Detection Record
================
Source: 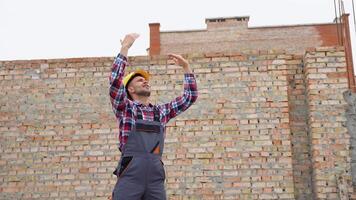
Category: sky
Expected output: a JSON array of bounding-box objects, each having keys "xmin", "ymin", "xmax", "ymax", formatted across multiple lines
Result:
[{"xmin": 1, "ymin": 0, "xmax": 356, "ymax": 63}]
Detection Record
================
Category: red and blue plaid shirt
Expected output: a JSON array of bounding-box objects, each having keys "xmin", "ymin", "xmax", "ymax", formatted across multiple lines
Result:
[{"xmin": 109, "ymin": 54, "xmax": 198, "ymax": 151}]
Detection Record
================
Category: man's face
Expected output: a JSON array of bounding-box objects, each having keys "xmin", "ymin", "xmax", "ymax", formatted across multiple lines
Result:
[{"xmin": 127, "ymin": 75, "xmax": 151, "ymax": 98}]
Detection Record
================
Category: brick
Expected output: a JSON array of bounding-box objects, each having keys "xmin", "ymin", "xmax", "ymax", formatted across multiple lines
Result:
[{"xmin": 326, "ymin": 72, "xmax": 348, "ymax": 79}]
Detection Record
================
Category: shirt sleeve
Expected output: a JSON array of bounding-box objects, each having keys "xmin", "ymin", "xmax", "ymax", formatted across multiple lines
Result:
[
  {"xmin": 158, "ymin": 73, "xmax": 198, "ymax": 124},
  {"xmin": 109, "ymin": 53, "xmax": 129, "ymax": 118}
]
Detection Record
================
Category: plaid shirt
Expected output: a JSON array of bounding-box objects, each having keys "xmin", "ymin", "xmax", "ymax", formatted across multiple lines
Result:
[{"xmin": 109, "ymin": 54, "xmax": 198, "ymax": 151}]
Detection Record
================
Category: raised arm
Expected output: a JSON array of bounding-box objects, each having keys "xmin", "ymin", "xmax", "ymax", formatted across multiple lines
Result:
[
  {"xmin": 109, "ymin": 33, "xmax": 139, "ymax": 117},
  {"xmin": 158, "ymin": 54, "xmax": 198, "ymax": 124}
]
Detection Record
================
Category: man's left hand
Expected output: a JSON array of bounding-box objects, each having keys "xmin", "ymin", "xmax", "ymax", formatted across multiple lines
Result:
[{"xmin": 168, "ymin": 54, "xmax": 192, "ymax": 73}]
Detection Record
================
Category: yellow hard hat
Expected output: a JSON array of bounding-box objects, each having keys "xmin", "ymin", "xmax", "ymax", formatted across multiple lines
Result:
[{"xmin": 122, "ymin": 69, "xmax": 150, "ymax": 87}]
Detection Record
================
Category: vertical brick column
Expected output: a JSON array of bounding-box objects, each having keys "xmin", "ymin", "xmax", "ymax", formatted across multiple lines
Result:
[
  {"xmin": 286, "ymin": 54, "xmax": 313, "ymax": 199},
  {"xmin": 149, "ymin": 23, "xmax": 161, "ymax": 56},
  {"xmin": 304, "ymin": 47, "xmax": 352, "ymax": 199},
  {"xmin": 341, "ymin": 14, "xmax": 356, "ymax": 93}
]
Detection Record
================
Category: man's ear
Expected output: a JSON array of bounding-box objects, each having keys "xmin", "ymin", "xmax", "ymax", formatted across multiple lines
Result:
[{"xmin": 127, "ymin": 85, "xmax": 134, "ymax": 94}]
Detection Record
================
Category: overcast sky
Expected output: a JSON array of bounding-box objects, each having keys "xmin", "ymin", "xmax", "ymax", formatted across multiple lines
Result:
[{"xmin": 1, "ymin": 0, "xmax": 356, "ymax": 62}]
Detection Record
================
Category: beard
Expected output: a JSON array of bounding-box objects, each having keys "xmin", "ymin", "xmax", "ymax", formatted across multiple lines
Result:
[{"xmin": 136, "ymin": 89, "xmax": 151, "ymax": 97}]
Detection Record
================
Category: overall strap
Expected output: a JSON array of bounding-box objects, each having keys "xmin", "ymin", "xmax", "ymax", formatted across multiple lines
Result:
[
  {"xmin": 153, "ymin": 107, "xmax": 160, "ymax": 122},
  {"xmin": 137, "ymin": 108, "xmax": 143, "ymax": 120}
]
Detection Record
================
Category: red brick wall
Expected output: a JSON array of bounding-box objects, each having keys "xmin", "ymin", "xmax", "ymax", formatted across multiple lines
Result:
[
  {"xmin": 315, "ymin": 24, "xmax": 339, "ymax": 46},
  {"xmin": 157, "ymin": 24, "xmax": 339, "ymax": 56}
]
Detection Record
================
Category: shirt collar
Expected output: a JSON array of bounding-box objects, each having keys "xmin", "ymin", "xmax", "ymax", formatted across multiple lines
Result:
[{"xmin": 133, "ymin": 100, "xmax": 153, "ymax": 107}]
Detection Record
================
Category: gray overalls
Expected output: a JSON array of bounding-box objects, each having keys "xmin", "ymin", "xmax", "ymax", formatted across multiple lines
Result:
[{"xmin": 112, "ymin": 108, "xmax": 166, "ymax": 200}]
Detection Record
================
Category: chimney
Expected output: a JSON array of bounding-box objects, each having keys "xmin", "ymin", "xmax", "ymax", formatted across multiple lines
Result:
[
  {"xmin": 149, "ymin": 23, "xmax": 160, "ymax": 56},
  {"xmin": 205, "ymin": 16, "xmax": 249, "ymax": 30}
]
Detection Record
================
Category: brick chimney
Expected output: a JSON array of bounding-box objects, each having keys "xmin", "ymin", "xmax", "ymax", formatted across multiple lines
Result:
[
  {"xmin": 149, "ymin": 23, "xmax": 160, "ymax": 56},
  {"xmin": 205, "ymin": 16, "xmax": 249, "ymax": 30}
]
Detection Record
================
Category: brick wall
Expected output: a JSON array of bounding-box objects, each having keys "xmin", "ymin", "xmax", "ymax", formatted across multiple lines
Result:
[
  {"xmin": 158, "ymin": 24, "xmax": 338, "ymax": 56},
  {"xmin": 0, "ymin": 57, "xmax": 119, "ymax": 199},
  {"xmin": 0, "ymin": 47, "xmax": 352, "ymax": 199},
  {"xmin": 147, "ymin": 51, "xmax": 296, "ymax": 199}
]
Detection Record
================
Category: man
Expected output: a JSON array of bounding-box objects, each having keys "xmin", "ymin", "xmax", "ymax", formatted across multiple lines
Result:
[{"xmin": 109, "ymin": 33, "xmax": 198, "ymax": 200}]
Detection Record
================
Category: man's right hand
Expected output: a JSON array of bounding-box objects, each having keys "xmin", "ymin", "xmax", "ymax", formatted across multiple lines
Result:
[{"xmin": 120, "ymin": 33, "xmax": 140, "ymax": 57}]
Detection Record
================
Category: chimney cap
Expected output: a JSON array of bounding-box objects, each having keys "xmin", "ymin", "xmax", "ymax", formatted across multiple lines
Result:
[
  {"xmin": 205, "ymin": 16, "xmax": 250, "ymax": 23},
  {"xmin": 149, "ymin": 23, "xmax": 160, "ymax": 26}
]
